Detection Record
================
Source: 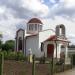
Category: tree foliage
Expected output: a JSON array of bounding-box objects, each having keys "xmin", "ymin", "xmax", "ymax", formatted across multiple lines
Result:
[
  {"xmin": 0, "ymin": 33, "xmax": 2, "ymax": 39},
  {"xmin": 2, "ymin": 40, "xmax": 15, "ymax": 51},
  {"xmin": 0, "ymin": 40, "xmax": 2, "ymax": 49},
  {"xmin": 0, "ymin": 33, "xmax": 3, "ymax": 50}
]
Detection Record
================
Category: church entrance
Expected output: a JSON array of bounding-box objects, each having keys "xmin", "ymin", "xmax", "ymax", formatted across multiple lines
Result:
[
  {"xmin": 47, "ymin": 44, "xmax": 54, "ymax": 58},
  {"xmin": 18, "ymin": 37, "xmax": 22, "ymax": 51}
]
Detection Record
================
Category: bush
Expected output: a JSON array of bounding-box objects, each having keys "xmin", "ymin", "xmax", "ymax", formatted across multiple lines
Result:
[
  {"xmin": 0, "ymin": 51, "xmax": 26, "ymax": 61},
  {"xmin": 7, "ymin": 51, "xmax": 16, "ymax": 60},
  {"xmin": 16, "ymin": 51, "xmax": 25, "ymax": 61},
  {"xmin": 2, "ymin": 51, "xmax": 8, "ymax": 59}
]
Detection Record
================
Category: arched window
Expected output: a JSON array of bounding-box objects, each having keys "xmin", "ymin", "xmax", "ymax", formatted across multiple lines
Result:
[{"xmin": 29, "ymin": 24, "xmax": 34, "ymax": 31}]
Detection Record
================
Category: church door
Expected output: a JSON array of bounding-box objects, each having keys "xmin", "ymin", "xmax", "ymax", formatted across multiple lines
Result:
[{"xmin": 47, "ymin": 44, "xmax": 54, "ymax": 58}]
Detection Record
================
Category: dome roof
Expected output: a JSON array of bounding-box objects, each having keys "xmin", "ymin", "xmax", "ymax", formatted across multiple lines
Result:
[{"xmin": 27, "ymin": 18, "xmax": 43, "ymax": 24}]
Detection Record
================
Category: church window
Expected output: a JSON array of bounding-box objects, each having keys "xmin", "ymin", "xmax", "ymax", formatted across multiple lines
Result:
[
  {"xmin": 29, "ymin": 25, "xmax": 33, "ymax": 31},
  {"xmin": 35, "ymin": 24, "xmax": 37, "ymax": 30},
  {"xmin": 33, "ymin": 24, "xmax": 35, "ymax": 31}
]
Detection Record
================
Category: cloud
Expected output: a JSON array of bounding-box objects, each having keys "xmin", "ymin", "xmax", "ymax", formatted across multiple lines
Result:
[
  {"xmin": 0, "ymin": 0, "xmax": 75, "ymax": 44},
  {"xmin": 64, "ymin": 0, "xmax": 75, "ymax": 8},
  {"xmin": 0, "ymin": 0, "xmax": 49, "ymax": 18},
  {"xmin": 0, "ymin": 0, "xmax": 50, "ymax": 41},
  {"xmin": 22, "ymin": 0, "xmax": 49, "ymax": 17},
  {"xmin": 0, "ymin": 17, "xmax": 26, "ymax": 42},
  {"xmin": 47, "ymin": 0, "xmax": 75, "ymax": 18},
  {"xmin": 0, "ymin": 6, "xmax": 5, "ymax": 14}
]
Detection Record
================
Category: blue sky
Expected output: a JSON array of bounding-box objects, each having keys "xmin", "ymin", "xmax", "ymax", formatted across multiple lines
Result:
[{"xmin": 0, "ymin": 0, "xmax": 75, "ymax": 44}]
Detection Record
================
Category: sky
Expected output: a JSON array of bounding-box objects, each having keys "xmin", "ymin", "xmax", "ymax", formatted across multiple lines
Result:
[{"xmin": 0, "ymin": 0, "xmax": 75, "ymax": 44}]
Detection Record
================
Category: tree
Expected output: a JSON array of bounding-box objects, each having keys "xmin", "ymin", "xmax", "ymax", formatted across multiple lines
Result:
[
  {"xmin": 0, "ymin": 40, "xmax": 2, "ymax": 49},
  {"xmin": 2, "ymin": 40, "xmax": 15, "ymax": 51},
  {"xmin": 0, "ymin": 32, "xmax": 2, "ymax": 40},
  {"xmin": 0, "ymin": 32, "xmax": 3, "ymax": 50}
]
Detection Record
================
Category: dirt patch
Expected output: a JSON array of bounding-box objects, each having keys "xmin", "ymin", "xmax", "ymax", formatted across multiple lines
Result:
[{"xmin": 3, "ymin": 60, "xmax": 49, "ymax": 75}]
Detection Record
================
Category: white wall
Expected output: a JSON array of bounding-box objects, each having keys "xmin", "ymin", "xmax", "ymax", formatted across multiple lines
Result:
[
  {"xmin": 38, "ymin": 29, "xmax": 55, "ymax": 57},
  {"xmin": 17, "ymin": 30, "xmax": 24, "ymax": 39},
  {"xmin": 39, "ymin": 29, "xmax": 55, "ymax": 43},
  {"xmin": 25, "ymin": 29, "xmax": 55, "ymax": 57},
  {"xmin": 26, "ymin": 35, "xmax": 41, "ymax": 57},
  {"xmin": 43, "ymin": 41, "xmax": 56, "ymax": 57},
  {"xmin": 43, "ymin": 40, "xmax": 68, "ymax": 59}
]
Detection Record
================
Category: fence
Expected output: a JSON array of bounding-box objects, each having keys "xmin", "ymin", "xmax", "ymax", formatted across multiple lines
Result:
[
  {"xmin": 31, "ymin": 55, "xmax": 66, "ymax": 75},
  {"xmin": 0, "ymin": 54, "xmax": 73, "ymax": 75}
]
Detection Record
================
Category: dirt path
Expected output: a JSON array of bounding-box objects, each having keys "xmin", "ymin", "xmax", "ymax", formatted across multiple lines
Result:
[{"xmin": 55, "ymin": 68, "xmax": 75, "ymax": 75}]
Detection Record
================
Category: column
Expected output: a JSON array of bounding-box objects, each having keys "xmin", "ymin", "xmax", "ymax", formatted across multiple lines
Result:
[
  {"xmin": 65, "ymin": 45, "xmax": 68, "ymax": 58},
  {"xmin": 57, "ymin": 44, "xmax": 61, "ymax": 59},
  {"xmin": 65, "ymin": 43, "xmax": 70, "ymax": 64}
]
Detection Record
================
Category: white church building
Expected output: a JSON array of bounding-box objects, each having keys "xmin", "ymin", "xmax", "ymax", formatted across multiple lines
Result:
[{"xmin": 15, "ymin": 18, "xmax": 69, "ymax": 60}]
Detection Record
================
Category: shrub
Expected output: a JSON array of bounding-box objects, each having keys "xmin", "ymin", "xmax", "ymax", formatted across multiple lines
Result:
[
  {"xmin": 2, "ymin": 51, "xmax": 8, "ymax": 59},
  {"xmin": 7, "ymin": 51, "xmax": 16, "ymax": 60},
  {"xmin": 16, "ymin": 51, "xmax": 25, "ymax": 61},
  {"xmin": 0, "ymin": 51, "xmax": 27, "ymax": 61}
]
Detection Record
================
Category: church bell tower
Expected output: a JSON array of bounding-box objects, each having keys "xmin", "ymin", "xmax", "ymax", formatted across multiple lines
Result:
[{"xmin": 27, "ymin": 18, "xmax": 43, "ymax": 34}]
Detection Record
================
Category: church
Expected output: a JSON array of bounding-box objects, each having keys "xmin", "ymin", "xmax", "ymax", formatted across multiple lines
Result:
[{"xmin": 15, "ymin": 18, "xmax": 69, "ymax": 60}]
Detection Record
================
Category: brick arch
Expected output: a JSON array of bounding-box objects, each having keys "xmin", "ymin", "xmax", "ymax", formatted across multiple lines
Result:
[{"xmin": 56, "ymin": 24, "xmax": 65, "ymax": 37}]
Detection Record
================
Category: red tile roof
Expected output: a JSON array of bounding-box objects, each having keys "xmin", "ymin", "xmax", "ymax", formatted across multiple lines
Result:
[
  {"xmin": 44, "ymin": 35, "xmax": 70, "ymax": 42},
  {"xmin": 27, "ymin": 18, "xmax": 43, "ymax": 24},
  {"xmin": 45, "ymin": 35, "xmax": 57, "ymax": 41}
]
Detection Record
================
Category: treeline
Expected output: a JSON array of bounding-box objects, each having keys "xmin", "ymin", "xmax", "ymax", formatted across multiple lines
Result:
[
  {"xmin": 68, "ymin": 45, "xmax": 75, "ymax": 48},
  {"xmin": 0, "ymin": 40, "xmax": 15, "ymax": 51}
]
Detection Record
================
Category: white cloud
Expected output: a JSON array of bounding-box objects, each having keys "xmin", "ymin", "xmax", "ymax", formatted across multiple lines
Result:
[
  {"xmin": 0, "ymin": 0, "xmax": 49, "ymax": 18},
  {"xmin": 65, "ymin": 0, "xmax": 75, "ymax": 8},
  {"xmin": 0, "ymin": 17, "xmax": 26, "ymax": 42},
  {"xmin": 22, "ymin": 0, "xmax": 49, "ymax": 17},
  {"xmin": 0, "ymin": 6, "xmax": 5, "ymax": 14}
]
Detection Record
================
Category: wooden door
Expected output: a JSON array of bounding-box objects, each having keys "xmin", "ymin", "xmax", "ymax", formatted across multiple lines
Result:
[{"xmin": 47, "ymin": 44, "xmax": 54, "ymax": 58}]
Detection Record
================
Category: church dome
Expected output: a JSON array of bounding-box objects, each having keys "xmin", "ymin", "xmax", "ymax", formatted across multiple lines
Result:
[{"xmin": 27, "ymin": 18, "xmax": 43, "ymax": 24}]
